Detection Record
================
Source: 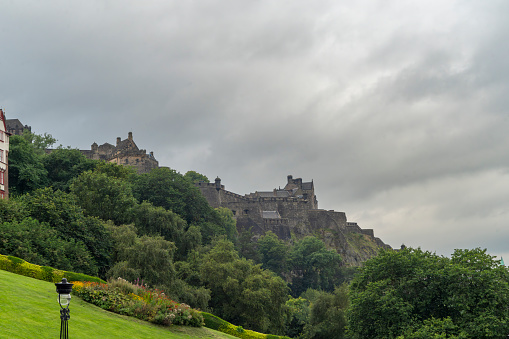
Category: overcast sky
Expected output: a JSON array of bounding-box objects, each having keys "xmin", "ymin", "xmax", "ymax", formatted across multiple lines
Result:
[{"xmin": 2, "ymin": 0, "xmax": 509, "ymax": 260}]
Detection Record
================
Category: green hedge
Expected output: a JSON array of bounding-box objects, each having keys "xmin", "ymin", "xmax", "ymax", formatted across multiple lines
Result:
[
  {"xmin": 0, "ymin": 254, "xmax": 105, "ymax": 283},
  {"xmin": 201, "ymin": 312, "xmax": 291, "ymax": 339}
]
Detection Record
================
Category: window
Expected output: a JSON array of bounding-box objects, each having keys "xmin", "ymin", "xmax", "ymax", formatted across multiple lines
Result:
[
  {"xmin": 0, "ymin": 191, "xmax": 4, "ymax": 199},
  {"xmin": 0, "ymin": 171, "xmax": 3, "ymax": 185},
  {"xmin": 0, "ymin": 150, "xmax": 3, "ymax": 163},
  {"xmin": 0, "ymin": 131, "xmax": 4, "ymax": 142}
]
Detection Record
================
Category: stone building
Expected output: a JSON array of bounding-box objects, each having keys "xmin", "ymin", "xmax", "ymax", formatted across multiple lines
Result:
[
  {"xmin": 81, "ymin": 132, "xmax": 158, "ymax": 174},
  {"xmin": 0, "ymin": 110, "xmax": 10, "ymax": 199},
  {"xmin": 5, "ymin": 118, "xmax": 31, "ymax": 136},
  {"xmin": 197, "ymin": 175, "xmax": 391, "ymax": 265}
]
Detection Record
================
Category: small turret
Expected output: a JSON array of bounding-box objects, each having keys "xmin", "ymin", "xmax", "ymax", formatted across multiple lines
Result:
[{"xmin": 215, "ymin": 177, "xmax": 221, "ymax": 191}]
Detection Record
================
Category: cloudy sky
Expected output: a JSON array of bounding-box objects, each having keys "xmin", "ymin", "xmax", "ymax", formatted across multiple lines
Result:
[{"xmin": 2, "ymin": 1, "xmax": 509, "ymax": 259}]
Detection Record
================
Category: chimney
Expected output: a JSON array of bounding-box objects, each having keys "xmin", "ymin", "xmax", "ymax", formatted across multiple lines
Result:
[
  {"xmin": 128, "ymin": 132, "xmax": 133, "ymax": 141},
  {"xmin": 116, "ymin": 137, "xmax": 121, "ymax": 146}
]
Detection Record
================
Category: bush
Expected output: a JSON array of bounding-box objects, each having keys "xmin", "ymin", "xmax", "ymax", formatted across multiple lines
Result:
[
  {"xmin": 0, "ymin": 254, "xmax": 103, "ymax": 283},
  {"xmin": 72, "ymin": 278, "xmax": 204, "ymax": 327},
  {"xmin": 201, "ymin": 312, "xmax": 291, "ymax": 339}
]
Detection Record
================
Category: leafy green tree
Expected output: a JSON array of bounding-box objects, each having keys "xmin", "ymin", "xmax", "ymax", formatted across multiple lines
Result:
[
  {"xmin": 195, "ymin": 207, "xmax": 238, "ymax": 245},
  {"xmin": 215, "ymin": 207, "xmax": 238, "ymax": 244},
  {"xmin": 43, "ymin": 148, "xmax": 96, "ymax": 191},
  {"xmin": 94, "ymin": 161, "xmax": 137, "ymax": 180},
  {"xmin": 0, "ymin": 218, "xmax": 97, "ymax": 274},
  {"xmin": 289, "ymin": 236, "xmax": 343, "ymax": 295},
  {"xmin": 301, "ymin": 285, "xmax": 349, "ymax": 339},
  {"xmin": 285, "ymin": 296, "xmax": 311, "ymax": 338},
  {"xmin": 348, "ymin": 247, "xmax": 509, "ymax": 339},
  {"xmin": 19, "ymin": 188, "xmax": 113, "ymax": 276},
  {"xmin": 107, "ymin": 224, "xmax": 177, "ymax": 287},
  {"xmin": 237, "ymin": 227, "xmax": 261, "ymax": 262},
  {"xmin": 70, "ymin": 170, "xmax": 137, "ymax": 225},
  {"xmin": 132, "ymin": 201, "xmax": 186, "ymax": 244},
  {"xmin": 184, "ymin": 170, "xmax": 209, "ymax": 183},
  {"xmin": 20, "ymin": 130, "xmax": 56, "ymax": 155},
  {"xmin": 132, "ymin": 201, "xmax": 202, "ymax": 260},
  {"xmin": 200, "ymin": 238, "xmax": 289, "ymax": 334},
  {"xmin": 257, "ymin": 231, "xmax": 289, "ymax": 276},
  {"xmin": 8, "ymin": 135, "xmax": 48, "ymax": 195},
  {"xmin": 0, "ymin": 197, "xmax": 28, "ymax": 222},
  {"xmin": 132, "ymin": 167, "xmax": 219, "ymax": 226}
]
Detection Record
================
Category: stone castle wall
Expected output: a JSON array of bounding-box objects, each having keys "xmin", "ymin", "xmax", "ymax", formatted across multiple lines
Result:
[{"xmin": 195, "ymin": 177, "xmax": 389, "ymax": 254}]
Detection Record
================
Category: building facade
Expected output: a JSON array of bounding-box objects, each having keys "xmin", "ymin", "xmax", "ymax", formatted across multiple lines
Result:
[
  {"xmin": 5, "ymin": 118, "xmax": 31, "ymax": 136},
  {"xmin": 0, "ymin": 110, "xmax": 10, "ymax": 199},
  {"xmin": 81, "ymin": 132, "xmax": 158, "ymax": 174}
]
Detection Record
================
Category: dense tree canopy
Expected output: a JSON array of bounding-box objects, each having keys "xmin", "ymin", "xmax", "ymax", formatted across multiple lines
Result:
[
  {"xmin": 70, "ymin": 170, "xmax": 137, "ymax": 225},
  {"xmin": 8, "ymin": 135, "xmax": 49, "ymax": 195},
  {"xmin": 200, "ymin": 238, "xmax": 290, "ymax": 334},
  {"xmin": 348, "ymin": 247, "xmax": 509, "ymax": 339},
  {"xmin": 43, "ymin": 148, "xmax": 96, "ymax": 191}
]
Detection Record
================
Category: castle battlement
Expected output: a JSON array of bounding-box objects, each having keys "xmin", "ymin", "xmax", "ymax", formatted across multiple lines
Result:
[{"xmin": 196, "ymin": 174, "xmax": 391, "ymax": 264}]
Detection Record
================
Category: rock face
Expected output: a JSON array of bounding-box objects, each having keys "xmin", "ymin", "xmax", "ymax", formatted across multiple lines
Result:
[{"xmin": 196, "ymin": 175, "xmax": 391, "ymax": 266}]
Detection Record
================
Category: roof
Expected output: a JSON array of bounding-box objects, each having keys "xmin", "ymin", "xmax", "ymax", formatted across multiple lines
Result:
[
  {"xmin": 256, "ymin": 191, "xmax": 274, "ymax": 198},
  {"xmin": 275, "ymin": 190, "xmax": 290, "ymax": 197},
  {"xmin": 302, "ymin": 182, "xmax": 314, "ymax": 190},
  {"xmin": 262, "ymin": 211, "xmax": 281, "ymax": 219}
]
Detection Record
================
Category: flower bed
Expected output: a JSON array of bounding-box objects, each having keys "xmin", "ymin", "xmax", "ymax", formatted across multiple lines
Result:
[{"xmin": 72, "ymin": 278, "xmax": 203, "ymax": 327}]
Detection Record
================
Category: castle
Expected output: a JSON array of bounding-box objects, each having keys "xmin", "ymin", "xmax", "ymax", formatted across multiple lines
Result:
[
  {"xmin": 81, "ymin": 132, "xmax": 158, "ymax": 174},
  {"xmin": 197, "ymin": 175, "xmax": 391, "ymax": 265}
]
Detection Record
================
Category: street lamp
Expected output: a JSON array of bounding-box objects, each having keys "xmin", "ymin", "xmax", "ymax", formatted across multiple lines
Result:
[{"xmin": 55, "ymin": 278, "xmax": 73, "ymax": 339}]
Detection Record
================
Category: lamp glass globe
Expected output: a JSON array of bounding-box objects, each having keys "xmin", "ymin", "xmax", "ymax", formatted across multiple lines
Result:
[{"xmin": 58, "ymin": 293, "xmax": 71, "ymax": 306}]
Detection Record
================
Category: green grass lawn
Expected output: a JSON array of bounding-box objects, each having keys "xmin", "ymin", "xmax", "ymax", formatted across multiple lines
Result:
[{"xmin": 0, "ymin": 269, "xmax": 236, "ymax": 339}]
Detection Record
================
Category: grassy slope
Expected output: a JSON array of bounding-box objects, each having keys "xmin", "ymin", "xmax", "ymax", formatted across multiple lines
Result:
[{"xmin": 0, "ymin": 269, "xmax": 236, "ymax": 339}]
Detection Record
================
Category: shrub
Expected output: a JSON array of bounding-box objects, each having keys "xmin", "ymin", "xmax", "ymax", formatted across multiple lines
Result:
[
  {"xmin": 201, "ymin": 312, "xmax": 291, "ymax": 339},
  {"xmin": 0, "ymin": 254, "xmax": 102, "ymax": 283},
  {"xmin": 72, "ymin": 279, "xmax": 204, "ymax": 327}
]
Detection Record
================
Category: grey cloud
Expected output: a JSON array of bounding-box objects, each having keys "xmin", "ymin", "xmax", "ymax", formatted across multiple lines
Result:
[{"xmin": 2, "ymin": 0, "xmax": 509, "ymax": 258}]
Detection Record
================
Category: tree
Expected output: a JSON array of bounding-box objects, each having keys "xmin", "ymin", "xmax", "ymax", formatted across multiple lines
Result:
[
  {"xmin": 132, "ymin": 167, "xmax": 219, "ymax": 226},
  {"xmin": 107, "ymin": 224, "xmax": 177, "ymax": 288},
  {"xmin": 19, "ymin": 188, "xmax": 113, "ymax": 276},
  {"xmin": 200, "ymin": 238, "xmax": 290, "ymax": 334},
  {"xmin": 199, "ymin": 207, "xmax": 238, "ymax": 245},
  {"xmin": 8, "ymin": 135, "xmax": 48, "ymax": 195},
  {"xmin": 43, "ymin": 148, "xmax": 96, "ymax": 191},
  {"xmin": 289, "ymin": 236, "xmax": 343, "ymax": 295},
  {"xmin": 301, "ymin": 285, "xmax": 349, "ymax": 339},
  {"xmin": 348, "ymin": 247, "xmax": 509, "ymax": 339},
  {"xmin": 184, "ymin": 170, "xmax": 209, "ymax": 183},
  {"xmin": 0, "ymin": 218, "xmax": 97, "ymax": 275},
  {"xmin": 257, "ymin": 231, "xmax": 289, "ymax": 276},
  {"xmin": 70, "ymin": 170, "xmax": 137, "ymax": 225},
  {"xmin": 19, "ymin": 130, "xmax": 56, "ymax": 155}
]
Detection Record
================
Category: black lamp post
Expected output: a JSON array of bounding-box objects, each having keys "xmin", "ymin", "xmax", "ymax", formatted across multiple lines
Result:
[{"xmin": 55, "ymin": 278, "xmax": 73, "ymax": 339}]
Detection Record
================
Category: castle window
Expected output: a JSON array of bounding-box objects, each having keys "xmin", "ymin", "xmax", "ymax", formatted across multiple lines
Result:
[
  {"xmin": 244, "ymin": 209, "xmax": 249, "ymax": 215},
  {"xmin": 232, "ymin": 210, "xmax": 236, "ymax": 216}
]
